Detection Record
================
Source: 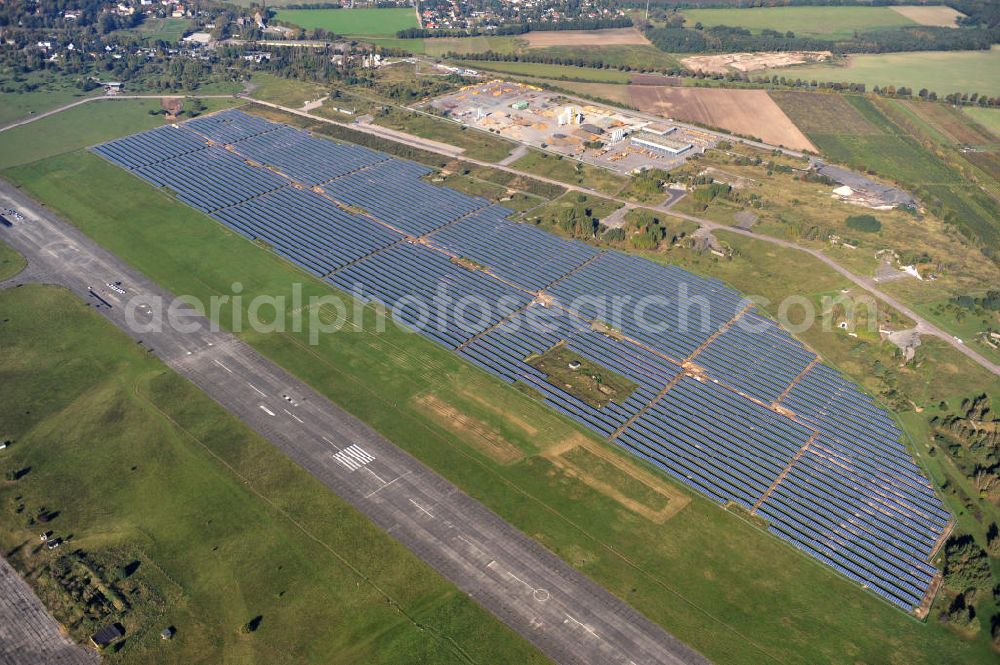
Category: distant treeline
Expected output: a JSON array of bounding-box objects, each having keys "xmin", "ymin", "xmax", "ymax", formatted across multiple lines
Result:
[
  {"xmin": 396, "ymin": 16, "xmax": 632, "ymax": 39},
  {"xmin": 645, "ymin": 24, "xmax": 998, "ymax": 54},
  {"xmin": 451, "ymin": 50, "xmax": 1000, "ymax": 105}
]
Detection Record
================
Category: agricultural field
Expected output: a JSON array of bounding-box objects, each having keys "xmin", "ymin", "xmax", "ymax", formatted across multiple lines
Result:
[
  {"xmin": 522, "ymin": 28, "xmax": 650, "ymax": 48},
  {"xmin": 0, "ymin": 98, "xmax": 241, "ymax": 171},
  {"xmin": 680, "ymin": 6, "xmax": 924, "ymax": 39},
  {"xmin": 274, "ymin": 7, "xmax": 418, "ymax": 37},
  {"xmin": 765, "ymin": 46, "xmax": 1000, "ymax": 98},
  {"xmin": 424, "ymin": 35, "xmax": 523, "ymax": 57},
  {"xmin": 628, "ymin": 86, "xmax": 815, "ymax": 151},
  {"xmin": 8, "ymin": 146, "xmax": 1000, "ymax": 664},
  {"xmin": 963, "ymin": 107, "xmax": 1000, "ymax": 138},
  {"xmin": 890, "ymin": 4, "xmax": 966, "ymax": 27},
  {"xmin": 0, "ymin": 283, "xmax": 546, "ymax": 664}
]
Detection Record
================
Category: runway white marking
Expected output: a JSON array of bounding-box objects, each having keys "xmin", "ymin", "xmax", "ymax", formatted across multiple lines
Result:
[
  {"xmin": 409, "ymin": 498, "xmax": 434, "ymax": 518},
  {"xmin": 282, "ymin": 408, "xmax": 304, "ymax": 423},
  {"xmin": 564, "ymin": 613, "xmax": 599, "ymax": 638},
  {"xmin": 213, "ymin": 359, "xmax": 233, "ymax": 373},
  {"xmin": 320, "ymin": 435, "xmax": 340, "ymax": 451},
  {"xmin": 247, "ymin": 382, "xmax": 266, "ymax": 397},
  {"xmin": 364, "ymin": 470, "xmax": 410, "ymax": 498},
  {"xmin": 259, "ymin": 405, "xmax": 276, "ymax": 416},
  {"xmin": 333, "ymin": 444, "xmax": 374, "ymax": 471},
  {"xmin": 363, "ymin": 467, "xmax": 386, "ymax": 484}
]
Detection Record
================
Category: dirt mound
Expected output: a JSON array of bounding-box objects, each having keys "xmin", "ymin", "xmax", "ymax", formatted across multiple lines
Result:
[{"xmin": 681, "ymin": 51, "xmax": 832, "ymax": 75}]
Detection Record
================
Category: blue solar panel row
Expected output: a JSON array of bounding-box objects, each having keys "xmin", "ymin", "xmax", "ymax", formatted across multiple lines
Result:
[
  {"xmin": 322, "ymin": 159, "xmax": 490, "ymax": 237},
  {"xmin": 211, "ymin": 186, "xmax": 402, "ymax": 276},
  {"xmin": 182, "ymin": 108, "xmax": 281, "ymax": 144},
  {"xmin": 135, "ymin": 148, "xmax": 287, "ymax": 213},
  {"xmin": 227, "ymin": 125, "xmax": 390, "ymax": 186},
  {"xmin": 328, "ymin": 242, "xmax": 534, "ymax": 348},
  {"xmin": 91, "ymin": 109, "xmax": 951, "ymax": 612},
  {"xmin": 548, "ymin": 251, "xmax": 749, "ymax": 361},
  {"xmin": 459, "ymin": 304, "xmax": 677, "ymax": 437},
  {"xmin": 695, "ymin": 311, "xmax": 817, "ymax": 404},
  {"xmin": 428, "ymin": 208, "xmax": 602, "ymax": 292},
  {"xmin": 93, "ymin": 124, "xmax": 209, "ymax": 169}
]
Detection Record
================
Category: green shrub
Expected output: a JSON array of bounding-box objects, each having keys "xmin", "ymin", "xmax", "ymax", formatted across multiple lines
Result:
[{"xmin": 845, "ymin": 214, "xmax": 882, "ymax": 233}]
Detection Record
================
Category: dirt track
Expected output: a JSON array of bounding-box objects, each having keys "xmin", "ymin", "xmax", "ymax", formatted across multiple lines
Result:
[{"xmin": 628, "ymin": 86, "xmax": 817, "ymax": 152}]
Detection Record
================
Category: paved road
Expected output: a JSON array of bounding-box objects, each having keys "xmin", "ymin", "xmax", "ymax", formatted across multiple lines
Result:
[
  {"xmin": 245, "ymin": 98, "xmax": 1000, "ymax": 378},
  {"xmin": 0, "ymin": 183, "xmax": 708, "ymax": 665},
  {"xmin": 0, "ymin": 558, "xmax": 98, "ymax": 665}
]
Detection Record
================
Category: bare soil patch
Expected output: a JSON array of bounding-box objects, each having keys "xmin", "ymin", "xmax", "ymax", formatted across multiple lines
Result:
[
  {"xmin": 544, "ymin": 436, "xmax": 690, "ymax": 523},
  {"xmin": 891, "ymin": 5, "xmax": 964, "ymax": 27},
  {"xmin": 629, "ymin": 86, "xmax": 816, "ymax": 151},
  {"xmin": 681, "ymin": 51, "xmax": 831, "ymax": 75},
  {"xmin": 414, "ymin": 393, "xmax": 525, "ymax": 464},
  {"xmin": 524, "ymin": 28, "xmax": 650, "ymax": 48}
]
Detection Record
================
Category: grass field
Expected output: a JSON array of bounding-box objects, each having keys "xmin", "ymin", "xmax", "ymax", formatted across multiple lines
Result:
[
  {"xmin": 680, "ymin": 6, "xmax": 917, "ymax": 39},
  {"xmin": 0, "ymin": 238, "xmax": 25, "ymax": 280},
  {"xmin": 0, "ymin": 98, "xmax": 240, "ymax": 171},
  {"xmin": 425, "ymin": 36, "xmax": 523, "ymax": 57},
  {"xmin": 963, "ymin": 107, "xmax": 1000, "ymax": 138},
  {"xmin": 5, "ymin": 111, "xmax": 1000, "ymax": 662},
  {"xmin": 274, "ymin": 7, "xmax": 417, "ymax": 37},
  {"xmin": 373, "ymin": 109, "xmax": 517, "ymax": 162},
  {"xmin": 249, "ymin": 72, "xmax": 326, "ymax": 109},
  {"xmin": 528, "ymin": 44, "xmax": 681, "ymax": 71},
  {"xmin": 0, "ymin": 72, "xmax": 98, "ymax": 128},
  {"xmin": 455, "ymin": 60, "xmax": 631, "ymax": 84},
  {"xmin": 0, "ymin": 283, "xmax": 548, "ymax": 664},
  {"xmin": 766, "ymin": 46, "xmax": 1000, "ymax": 98},
  {"xmin": 511, "ymin": 150, "xmax": 629, "ymax": 195},
  {"xmin": 135, "ymin": 17, "xmax": 191, "ymax": 43}
]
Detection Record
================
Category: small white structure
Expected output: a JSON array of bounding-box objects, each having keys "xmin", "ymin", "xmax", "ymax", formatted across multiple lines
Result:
[{"xmin": 557, "ymin": 106, "xmax": 581, "ymax": 126}]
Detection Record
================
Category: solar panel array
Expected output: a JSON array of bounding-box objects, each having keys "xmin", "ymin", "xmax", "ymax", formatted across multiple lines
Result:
[{"xmin": 93, "ymin": 109, "xmax": 949, "ymax": 612}]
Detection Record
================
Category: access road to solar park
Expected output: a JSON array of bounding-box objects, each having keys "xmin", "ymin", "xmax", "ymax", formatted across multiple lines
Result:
[
  {"xmin": 245, "ymin": 96, "xmax": 1000, "ymax": 380},
  {"xmin": 0, "ymin": 178, "xmax": 709, "ymax": 665}
]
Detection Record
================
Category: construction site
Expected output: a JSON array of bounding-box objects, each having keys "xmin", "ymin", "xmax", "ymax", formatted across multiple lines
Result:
[{"xmin": 426, "ymin": 80, "xmax": 718, "ymax": 175}]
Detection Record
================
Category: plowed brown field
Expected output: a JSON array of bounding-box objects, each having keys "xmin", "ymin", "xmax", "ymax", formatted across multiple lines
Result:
[{"xmin": 628, "ymin": 86, "xmax": 817, "ymax": 151}]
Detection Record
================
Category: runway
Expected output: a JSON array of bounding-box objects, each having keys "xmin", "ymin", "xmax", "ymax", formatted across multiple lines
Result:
[{"xmin": 0, "ymin": 179, "xmax": 708, "ymax": 665}]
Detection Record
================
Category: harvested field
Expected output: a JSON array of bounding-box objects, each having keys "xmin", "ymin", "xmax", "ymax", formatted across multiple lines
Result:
[
  {"xmin": 962, "ymin": 150, "xmax": 1000, "ymax": 183},
  {"xmin": 413, "ymin": 393, "xmax": 525, "ymax": 464},
  {"xmin": 631, "ymin": 73, "xmax": 682, "ymax": 86},
  {"xmin": 681, "ymin": 51, "xmax": 831, "ymax": 75},
  {"xmin": 523, "ymin": 28, "xmax": 650, "ymax": 48},
  {"xmin": 628, "ymin": 86, "xmax": 816, "ymax": 151},
  {"xmin": 901, "ymin": 99, "xmax": 997, "ymax": 145},
  {"xmin": 769, "ymin": 90, "xmax": 882, "ymax": 136},
  {"xmin": 891, "ymin": 5, "xmax": 964, "ymax": 27}
]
